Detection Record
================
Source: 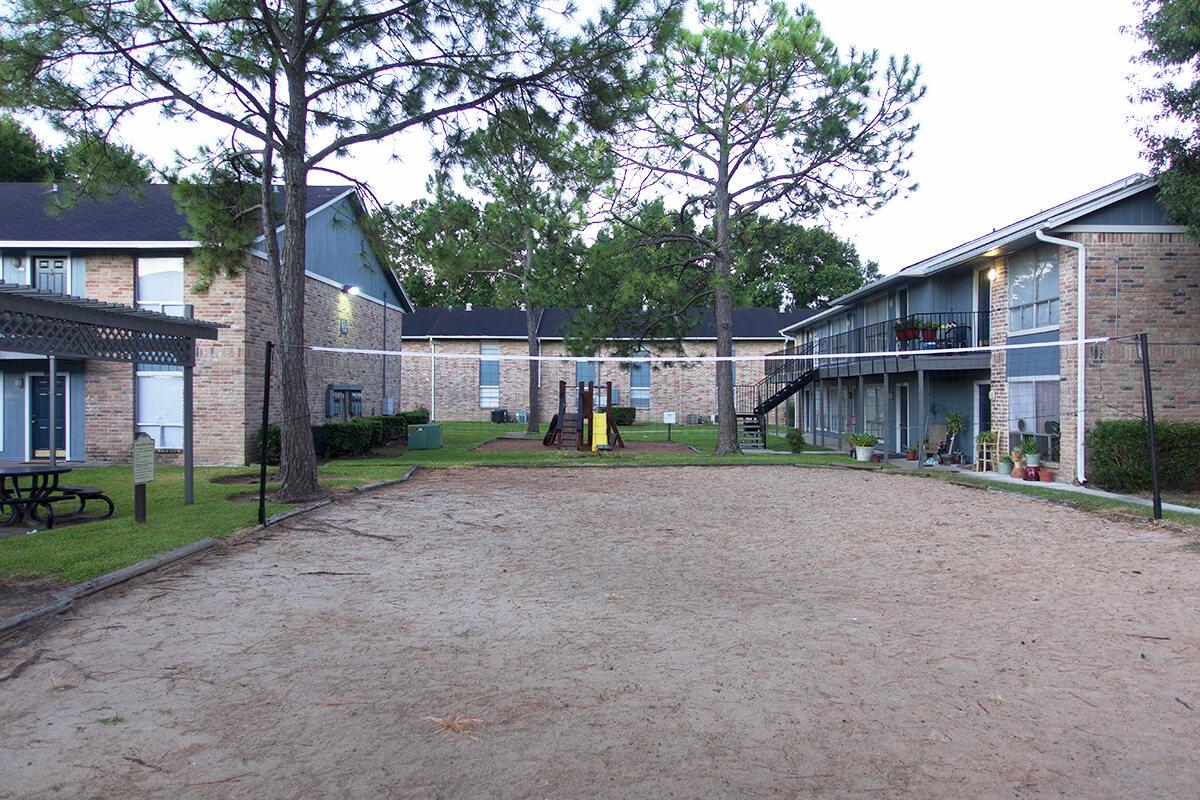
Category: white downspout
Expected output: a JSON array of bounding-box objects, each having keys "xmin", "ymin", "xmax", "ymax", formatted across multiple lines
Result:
[
  {"xmin": 1035, "ymin": 229, "xmax": 1087, "ymax": 484},
  {"xmin": 428, "ymin": 337, "xmax": 436, "ymax": 421}
]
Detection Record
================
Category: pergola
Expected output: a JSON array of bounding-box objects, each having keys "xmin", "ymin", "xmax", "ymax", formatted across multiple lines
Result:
[{"xmin": 0, "ymin": 282, "xmax": 221, "ymax": 504}]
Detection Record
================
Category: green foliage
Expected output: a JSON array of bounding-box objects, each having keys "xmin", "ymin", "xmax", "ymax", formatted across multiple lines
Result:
[
  {"xmin": 1132, "ymin": 1, "xmax": 1200, "ymax": 239},
  {"xmin": 323, "ymin": 419, "xmax": 377, "ymax": 458},
  {"xmin": 0, "ymin": 114, "xmax": 52, "ymax": 181},
  {"xmin": 1021, "ymin": 435, "xmax": 1041, "ymax": 456},
  {"xmin": 1087, "ymin": 419, "xmax": 1200, "ymax": 493},
  {"xmin": 945, "ymin": 412, "xmax": 965, "ymax": 436},
  {"xmin": 610, "ymin": 406, "xmax": 637, "ymax": 426},
  {"xmin": 254, "ymin": 424, "xmax": 282, "ymax": 466},
  {"xmin": 173, "ymin": 155, "xmax": 261, "ymax": 291},
  {"xmin": 845, "ymin": 432, "xmax": 878, "ymax": 448},
  {"xmin": 785, "ymin": 428, "xmax": 806, "ymax": 453},
  {"xmin": 731, "ymin": 218, "xmax": 880, "ymax": 310},
  {"xmin": 976, "ymin": 430, "xmax": 998, "ymax": 444}
]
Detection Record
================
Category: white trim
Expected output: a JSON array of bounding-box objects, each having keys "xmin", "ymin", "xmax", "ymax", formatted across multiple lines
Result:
[
  {"xmin": 303, "ymin": 270, "xmax": 408, "ymax": 312},
  {"xmin": 1006, "ymin": 374, "xmax": 1062, "ymax": 383},
  {"xmin": 1007, "ymin": 324, "xmax": 1060, "ymax": 337},
  {"xmin": 24, "ymin": 371, "xmax": 71, "ymax": 462},
  {"xmin": 0, "ymin": 240, "xmax": 198, "ymax": 249},
  {"xmin": 1053, "ymin": 224, "xmax": 1188, "ymax": 233}
]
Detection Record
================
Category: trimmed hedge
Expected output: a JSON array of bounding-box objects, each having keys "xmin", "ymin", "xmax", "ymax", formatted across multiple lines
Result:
[
  {"xmin": 610, "ymin": 406, "xmax": 637, "ymax": 426},
  {"xmin": 255, "ymin": 407, "xmax": 431, "ymax": 464},
  {"xmin": 785, "ymin": 428, "xmax": 806, "ymax": 454},
  {"xmin": 1087, "ymin": 420, "xmax": 1200, "ymax": 493}
]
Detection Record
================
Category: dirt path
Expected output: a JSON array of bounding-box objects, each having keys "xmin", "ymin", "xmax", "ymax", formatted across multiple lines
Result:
[{"xmin": 2, "ymin": 466, "xmax": 1198, "ymax": 799}]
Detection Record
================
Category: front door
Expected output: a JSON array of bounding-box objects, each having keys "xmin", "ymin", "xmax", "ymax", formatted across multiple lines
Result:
[
  {"xmin": 976, "ymin": 382, "xmax": 992, "ymax": 442},
  {"xmin": 34, "ymin": 255, "xmax": 68, "ymax": 293},
  {"xmin": 30, "ymin": 375, "xmax": 67, "ymax": 459}
]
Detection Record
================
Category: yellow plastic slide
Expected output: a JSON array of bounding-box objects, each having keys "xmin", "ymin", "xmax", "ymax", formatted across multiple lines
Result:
[{"xmin": 591, "ymin": 411, "xmax": 608, "ymax": 451}]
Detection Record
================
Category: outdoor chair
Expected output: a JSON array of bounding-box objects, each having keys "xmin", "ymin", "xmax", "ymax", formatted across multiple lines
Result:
[{"xmin": 923, "ymin": 423, "xmax": 947, "ymax": 463}]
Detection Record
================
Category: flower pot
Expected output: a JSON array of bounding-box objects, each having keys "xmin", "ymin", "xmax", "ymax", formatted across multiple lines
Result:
[
  {"xmin": 1010, "ymin": 465, "xmax": 1024, "ymax": 478},
  {"xmin": 906, "ymin": 451, "xmax": 917, "ymax": 461},
  {"xmin": 1039, "ymin": 470, "xmax": 1055, "ymax": 482},
  {"xmin": 997, "ymin": 459, "xmax": 1012, "ymax": 475},
  {"xmin": 1024, "ymin": 466, "xmax": 1040, "ymax": 481},
  {"xmin": 921, "ymin": 330, "xmax": 937, "ymax": 342},
  {"xmin": 854, "ymin": 446, "xmax": 874, "ymax": 462},
  {"xmin": 1024, "ymin": 453, "xmax": 1041, "ymax": 468}
]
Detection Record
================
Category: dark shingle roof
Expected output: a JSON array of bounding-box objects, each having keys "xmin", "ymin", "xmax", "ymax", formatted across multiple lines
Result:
[
  {"xmin": 0, "ymin": 182, "xmax": 352, "ymax": 243},
  {"xmin": 402, "ymin": 306, "xmax": 814, "ymax": 340}
]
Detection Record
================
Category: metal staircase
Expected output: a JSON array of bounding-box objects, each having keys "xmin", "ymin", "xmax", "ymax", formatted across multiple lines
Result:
[{"xmin": 733, "ymin": 343, "xmax": 819, "ymax": 448}]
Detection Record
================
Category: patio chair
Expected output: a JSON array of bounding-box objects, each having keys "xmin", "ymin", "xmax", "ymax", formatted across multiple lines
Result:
[{"xmin": 923, "ymin": 423, "xmax": 947, "ymax": 462}]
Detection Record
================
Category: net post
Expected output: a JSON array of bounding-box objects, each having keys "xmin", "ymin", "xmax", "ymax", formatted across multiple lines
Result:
[
  {"xmin": 1138, "ymin": 333, "xmax": 1162, "ymax": 520},
  {"xmin": 258, "ymin": 341, "xmax": 273, "ymax": 526}
]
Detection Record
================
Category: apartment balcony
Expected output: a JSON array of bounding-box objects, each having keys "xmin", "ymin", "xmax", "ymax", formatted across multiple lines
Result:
[{"xmin": 775, "ymin": 311, "xmax": 991, "ymax": 381}]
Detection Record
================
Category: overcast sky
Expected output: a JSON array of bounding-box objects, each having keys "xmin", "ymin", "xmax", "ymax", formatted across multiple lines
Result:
[{"xmin": 94, "ymin": 0, "xmax": 1151, "ymax": 277}]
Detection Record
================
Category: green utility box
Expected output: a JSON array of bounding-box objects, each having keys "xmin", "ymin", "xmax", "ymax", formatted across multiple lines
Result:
[{"xmin": 408, "ymin": 423, "xmax": 443, "ymax": 450}]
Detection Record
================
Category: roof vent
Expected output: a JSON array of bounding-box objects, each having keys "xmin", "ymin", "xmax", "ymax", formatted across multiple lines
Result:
[
  {"xmin": 587, "ymin": 304, "xmax": 594, "ymax": 312},
  {"xmin": 465, "ymin": 302, "xmax": 473, "ymax": 311},
  {"xmin": 519, "ymin": 302, "xmax": 526, "ymax": 311}
]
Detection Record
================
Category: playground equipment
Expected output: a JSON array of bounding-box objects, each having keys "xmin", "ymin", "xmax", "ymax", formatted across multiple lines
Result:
[{"xmin": 543, "ymin": 380, "xmax": 627, "ymax": 452}]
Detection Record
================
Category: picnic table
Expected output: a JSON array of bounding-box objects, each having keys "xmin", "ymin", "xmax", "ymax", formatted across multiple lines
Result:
[{"xmin": 0, "ymin": 465, "xmax": 114, "ymax": 528}]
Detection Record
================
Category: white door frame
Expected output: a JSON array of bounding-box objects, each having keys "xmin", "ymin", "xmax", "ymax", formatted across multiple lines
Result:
[
  {"xmin": 24, "ymin": 371, "xmax": 71, "ymax": 461},
  {"xmin": 895, "ymin": 382, "xmax": 910, "ymax": 451}
]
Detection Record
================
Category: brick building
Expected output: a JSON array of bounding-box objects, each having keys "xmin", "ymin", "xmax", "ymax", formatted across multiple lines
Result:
[
  {"xmin": 781, "ymin": 174, "xmax": 1200, "ymax": 484},
  {"xmin": 396, "ymin": 306, "xmax": 813, "ymax": 423},
  {"xmin": 0, "ymin": 182, "xmax": 412, "ymax": 466}
]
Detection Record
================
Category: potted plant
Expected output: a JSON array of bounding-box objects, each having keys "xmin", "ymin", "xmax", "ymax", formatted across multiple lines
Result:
[
  {"xmin": 1021, "ymin": 435, "xmax": 1041, "ymax": 468},
  {"xmin": 920, "ymin": 320, "xmax": 939, "ymax": 342},
  {"xmin": 846, "ymin": 432, "xmax": 878, "ymax": 462},
  {"xmin": 945, "ymin": 412, "xmax": 965, "ymax": 464},
  {"xmin": 895, "ymin": 319, "xmax": 918, "ymax": 342},
  {"xmin": 1039, "ymin": 468, "xmax": 1055, "ymax": 482},
  {"xmin": 906, "ymin": 446, "xmax": 917, "ymax": 461},
  {"xmin": 997, "ymin": 456, "xmax": 1012, "ymax": 475}
]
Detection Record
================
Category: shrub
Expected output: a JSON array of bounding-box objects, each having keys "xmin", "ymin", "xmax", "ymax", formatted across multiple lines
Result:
[
  {"xmin": 323, "ymin": 418, "xmax": 376, "ymax": 457},
  {"xmin": 254, "ymin": 424, "xmax": 281, "ymax": 466},
  {"xmin": 403, "ymin": 407, "xmax": 430, "ymax": 425},
  {"xmin": 1087, "ymin": 420, "xmax": 1200, "ymax": 493},
  {"xmin": 380, "ymin": 414, "xmax": 407, "ymax": 443},
  {"xmin": 785, "ymin": 428, "xmax": 806, "ymax": 453},
  {"xmin": 610, "ymin": 406, "xmax": 637, "ymax": 426}
]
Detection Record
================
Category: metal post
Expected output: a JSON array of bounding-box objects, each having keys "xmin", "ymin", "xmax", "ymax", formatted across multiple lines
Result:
[
  {"xmin": 47, "ymin": 355, "xmax": 57, "ymax": 466},
  {"xmin": 183, "ymin": 363, "xmax": 194, "ymax": 505},
  {"xmin": 258, "ymin": 341, "xmax": 274, "ymax": 526},
  {"xmin": 1139, "ymin": 333, "xmax": 1162, "ymax": 520},
  {"xmin": 918, "ymin": 368, "xmax": 927, "ymax": 459}
]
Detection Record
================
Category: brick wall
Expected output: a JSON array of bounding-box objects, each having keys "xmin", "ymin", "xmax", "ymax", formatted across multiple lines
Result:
[
  {"xmin": 396, "ymin": 337, "xmax": 785, "ymax": 422},
  {"xmin": 986, "ymin": 255, "xmax": 1010, "ymax": 458},
  {"xmin": 1061, "ymin": 231, "xmax": 1200, "ymax": 482},
  {"xmin": 83, "ymin": 252, "xmax": 136, "ymax": 462}
]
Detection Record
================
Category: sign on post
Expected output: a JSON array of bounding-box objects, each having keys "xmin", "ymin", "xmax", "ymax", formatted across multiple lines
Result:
[
  {"xmin": 662, "ymin": 411, "xmax": 676, "ymax": 441},
  {"xmin": 133, "ymin": 432, "xmax": 155, "ymax": 523}
]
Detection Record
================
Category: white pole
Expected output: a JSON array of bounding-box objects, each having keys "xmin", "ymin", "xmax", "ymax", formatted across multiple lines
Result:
[{"xmin": 1036, "ymin": 229, "xmax": 1087, "ymax": 484}]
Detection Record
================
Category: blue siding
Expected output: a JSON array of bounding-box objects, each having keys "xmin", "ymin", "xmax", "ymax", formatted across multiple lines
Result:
[
  {"xmin": 300, "ymin": 196, "xmax": 405, "ymax": 307},
  {"xmin": 0, "ymin": 362, "xmax": 86, "ymax": 461},
  {"xmin": 1008, "ymin": 329, "xmax": 1060, "ymax": 378},
  {"xmin": 1070, "ymin": 187, "xmax": 1167, "ymax": 227}
]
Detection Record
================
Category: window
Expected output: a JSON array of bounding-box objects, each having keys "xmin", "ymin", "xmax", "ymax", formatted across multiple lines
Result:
[
  {"xmin": 135, "ymin": 256, "xmax": 186, "ymax": 449},
  {"xmin": 1008, "ymin": 379, "xmax": 1060, "ymax": 460},
  {"xmin": 479, "ymin": 344, "xmax": 500, "ymax": 408},
  {"xmin": 575, "ymin": 359, "xmax": 596, "ymax": 386},
  {"xmin": 1007, "ymin": 246, "xmax": 1059, "ymax": 332},
  {"xmin": 630, "ymin": 352, "xmax": 651, "ymax": 409},
  {"xmin": 864, "ymin": 386, "xmax": 885, "ymax": 440}
]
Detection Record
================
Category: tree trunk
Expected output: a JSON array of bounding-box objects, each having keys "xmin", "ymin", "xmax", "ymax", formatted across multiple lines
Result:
[
  {"xmin": 274, "ymin": 68, "xmax": 322, "ymax": 501},
  {"xmin": 713, "ymin": 157, "xmax": 740, "ymax": 455},
  {"xmin": 525, "ymin": 303, "xmax": 540, "ymax": 434}
]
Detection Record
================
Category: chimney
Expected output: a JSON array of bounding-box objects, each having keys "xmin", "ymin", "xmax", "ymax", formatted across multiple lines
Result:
[{"xmin": 465, "ymin": 302, "xmax": 473, "ymax": 311}]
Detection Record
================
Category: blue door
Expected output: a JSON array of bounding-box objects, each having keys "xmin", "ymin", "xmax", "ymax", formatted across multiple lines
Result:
[{"xmin": 31, "ymin": 375, "xmax": 67, "ymax": 459}]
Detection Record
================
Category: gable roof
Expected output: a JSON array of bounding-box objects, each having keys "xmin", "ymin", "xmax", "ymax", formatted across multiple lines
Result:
[
  {"xmin": 403, "ymin": 306, "xmax": 814, "ymax": 341},
  {"xmin": 782, "ymin": 173, "xmax": 1160, "ymax": 335},
  {"xmin": 0, "ymin": 182, "xmax": 352, "ymax": 246}
]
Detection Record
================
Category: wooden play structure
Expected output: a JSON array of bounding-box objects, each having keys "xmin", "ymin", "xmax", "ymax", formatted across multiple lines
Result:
[{"xmin": 543, "ymin": 380, "xmax": 627, "ymax": 452}]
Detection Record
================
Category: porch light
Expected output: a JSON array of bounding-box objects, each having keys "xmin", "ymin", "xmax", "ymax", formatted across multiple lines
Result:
[
  {"xmin": 343, "ymin": 284, "xmax": 361, "ymax": 296},
  {"xmin": 986, "ymin": 267, "xmax": 998, "ymax": 282}
]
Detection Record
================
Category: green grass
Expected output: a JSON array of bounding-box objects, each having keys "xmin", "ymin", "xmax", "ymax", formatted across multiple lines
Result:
[{"xmin": 0, "ymin": 465, "xmax": 297, "ymax": 584}]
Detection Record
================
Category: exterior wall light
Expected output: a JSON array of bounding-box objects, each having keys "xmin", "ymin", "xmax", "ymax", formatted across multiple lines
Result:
[
  {"xmin": 343, "ymin": 284, "xmax": 361, "ymax": 295},
  {"xmin": 986, "ymin": 267, "xmax": 998, "ymax": 282}
]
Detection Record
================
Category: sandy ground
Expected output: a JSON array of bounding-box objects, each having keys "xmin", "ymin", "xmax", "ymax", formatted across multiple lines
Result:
[
  {"xmin": 474, "ymin": 437, "xmax": 695, "ymax": 453},
  {"xmin": 1, "ymin": 466, "xmax": 1199, "ymax": 799}
]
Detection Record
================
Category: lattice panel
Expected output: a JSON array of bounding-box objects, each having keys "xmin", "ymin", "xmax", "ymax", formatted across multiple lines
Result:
[{"xmin": 0, "ymin": 309, "xmax": 195, "ymax": 365}]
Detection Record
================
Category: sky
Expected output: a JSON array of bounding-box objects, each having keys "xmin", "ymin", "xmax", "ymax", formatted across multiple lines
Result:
[{"xmin": 53, "ymin": 0, "xmax": 1152, "ymax": 278}]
